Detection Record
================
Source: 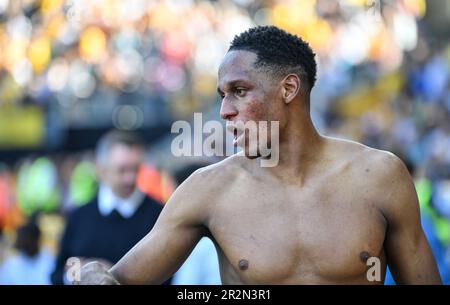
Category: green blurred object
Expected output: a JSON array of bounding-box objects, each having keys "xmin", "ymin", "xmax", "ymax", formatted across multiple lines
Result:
[
  {"xmin": 416, "ymin": 178, "xmax": 450, "ymax": 246},
  {"xmin": 416, "ymin": 178, "xmax": 432, "ymax": 209},
  {"xmin": 69, "ymin": 161, "xmax": 98, "ymax": 207},
  {"xmin": 16, "ymin": 157, "xmax": 60, "ymax": 215}
]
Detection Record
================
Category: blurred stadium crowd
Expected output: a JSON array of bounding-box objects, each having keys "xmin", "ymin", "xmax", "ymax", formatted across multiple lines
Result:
[{"xmin": 0, "ymin": 0, "xmax": 449, "ymax": 284}]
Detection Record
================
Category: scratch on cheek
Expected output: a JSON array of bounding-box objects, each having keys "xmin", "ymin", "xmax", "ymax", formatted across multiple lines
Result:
[{"xmin": 244, "ymin": 99, "xmax": 264, "ymax": 121}]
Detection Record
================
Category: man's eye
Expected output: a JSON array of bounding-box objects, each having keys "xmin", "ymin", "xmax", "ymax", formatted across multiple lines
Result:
[{"xmin": 235, "ymin": 88, "xmax": 247, "ymax": 97}]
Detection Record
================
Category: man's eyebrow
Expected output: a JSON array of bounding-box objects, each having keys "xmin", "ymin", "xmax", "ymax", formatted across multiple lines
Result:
[{"xmin": 217, "ymin": 79, "xmax": 252, "ymax": 92}]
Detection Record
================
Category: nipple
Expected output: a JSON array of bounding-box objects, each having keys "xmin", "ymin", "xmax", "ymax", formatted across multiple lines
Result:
[
  {"xmin": 360, "ymin": 251, "xmax": 371, "ymax": 263},
  {"xmin": 238, "ymin": 259, "xmax": 249, "ymax": 271}
]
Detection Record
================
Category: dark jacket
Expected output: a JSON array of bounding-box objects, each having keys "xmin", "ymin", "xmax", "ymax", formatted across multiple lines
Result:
[{"xmin": 51, "ymin": 195, "xmax": 168, "ymax": 284}]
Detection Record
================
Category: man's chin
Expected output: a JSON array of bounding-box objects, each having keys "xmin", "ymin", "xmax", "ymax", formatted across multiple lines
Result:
[
  {"xmin": 241, "ymin": 145, "xmax": 261, "ymax": 159},
  {"xmin": 116, "ymin": 188, "xmax": 136, "ymax": 199},
  {"xmin": 245, "ymin": 154, "xmax": 259, "ymax": 160}
]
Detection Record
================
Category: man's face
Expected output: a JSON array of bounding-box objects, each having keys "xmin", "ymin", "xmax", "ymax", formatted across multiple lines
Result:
[
  {"xmin": 218, "ymin": 50, "xmax": 284, "ymax": 156},
  {"xmin": 97, "ymin": 143, "xmax": 144, "ymax": 198}
]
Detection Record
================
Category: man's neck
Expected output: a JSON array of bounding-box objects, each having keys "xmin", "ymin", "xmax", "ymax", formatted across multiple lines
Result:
[
  {"xmin": 98, "ymin": 185, "xmax": 144, "ymax": 218},
  {"xmin": 266, "ymin": 111, "xmax": 325, "ymax": 185}
]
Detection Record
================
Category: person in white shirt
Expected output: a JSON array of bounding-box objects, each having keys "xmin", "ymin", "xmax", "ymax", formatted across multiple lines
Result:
[
  {"xmin": 51, "ymin": 130, "xmax": 166, "ymax": 285},
  {"xmin": 0, "ymin": 219, "xmax": 55, "ymax": 285}
]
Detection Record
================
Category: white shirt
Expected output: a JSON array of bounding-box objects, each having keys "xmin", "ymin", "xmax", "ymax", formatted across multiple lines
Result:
[
  {"xmin": 98, "ymin": 185, "xmax": 145, "ymax": 219},
  {"xmin": 0, "ymin": 249, "xmax": 55, "ymax": 285},
  {"xmin": 172, "ymin": 237, "xmax": 222, "ymax": 285}
]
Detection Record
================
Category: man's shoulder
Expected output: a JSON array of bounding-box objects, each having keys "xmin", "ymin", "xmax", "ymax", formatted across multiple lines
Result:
[
  {"xmin": 327, "ymin": 138, "xmax": 416, "ymax": 217},
  {"xmin": 171, "ymin": 154, "xmax": 248, "ymax": 209},
  {"xmin": 354, "ymin": 144, "xmax": 407, "ymax": 184},
  {"xmin": 189, "ymin": 154, "xmax": 249, "ymax": 185},
  {"xmin": 328, "ymin": 137, "xmax": 407, "ymax": 180},
  {"xmin": 328, "ymin": 137, "xmax": 413, "ymax": 204}
]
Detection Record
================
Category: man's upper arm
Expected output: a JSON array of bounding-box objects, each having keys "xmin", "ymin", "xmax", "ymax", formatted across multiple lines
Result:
[
  {"xmin": 380, "ymin": 153, "xmax": 441, "ymax": 284},
  {"xmin": 110, "ymin": 169, "xmax": 212, "ymax": 284}
]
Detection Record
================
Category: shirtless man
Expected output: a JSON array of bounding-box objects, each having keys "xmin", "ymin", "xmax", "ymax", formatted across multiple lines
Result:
[{"xmin": 80, "ymin": 26, "xmax": 441, "ymax": 284}]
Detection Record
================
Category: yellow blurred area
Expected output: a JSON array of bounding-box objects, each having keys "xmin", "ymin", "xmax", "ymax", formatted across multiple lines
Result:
[
  {"xmin": 0, "ymin": 0, "xmax": 431, "ymax": 111},
  {"xmin": 303, "ymin": 18, "xmax": 333, "ymax": 51},
  {"xmin": 343, "ymin": 0, "xmax": 426, "ymax": 17},
  {"xmin": 0, "ymin": 105, "xmax": 45, "ymax": 148},
  {"xmin": 99, "ymin": 0, "xmax": 122, "ymax": 28},
  {"xmin": 0, "ymin": 76, "xmax": 23, "ymax": 103},
  {"xmin": 193, "ymin": 73, "xmax": 217, "ymax": 97},
  {"xmin": 272, "ymin": 0, "xmax": 316, "ymax": 35},
  {"xmin": 45, "ymin": 15, "xmax": 65, "ymax": 39},
  {"xmin": 0, "ymin": 28, "xmax": 6, "ymax": 70},
  {"xmin": 28, "ymin": 36, "xmax": 51, "ymax": 72},
  {"xmin": 148, "ymin": 2, "xmax": 183, "ymax": 32},
  {"xmin": 79, "ymin": 26, "xmax": 107, "ymax": 64},
  {"xmin": 337, "ymin": 72, "xmax": 404, "ymax": 117},
  {"xmin": 271, "ymin": 0, "xmax": 332, "ymax": 51},
  {"xmin": 344, "ymin": 0, "xmax": 370, "ymax": 6},
  {"xmin": 171, "ymin": 95, "xmax": 198, "ymax": 118},
  {"xmin": 404, "ymin": 0, "xmax": 426, "ymax": 18},
  {"xmin": 40, "ymin": 0, "xmax": 64, "ymax": 15},
  {"xmin": 38, "ymin": 214, "xmax": 65, "ymax": 255},
  {"xmin": 4, "ymin": 39, "xmax": 28, "ymax": 72}
]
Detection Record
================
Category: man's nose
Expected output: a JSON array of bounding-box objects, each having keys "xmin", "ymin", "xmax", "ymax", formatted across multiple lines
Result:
[
  {"xmin": 220, "ymin": 100, "xmax": 238, "ymax": 120},
  {"xmin": 123, "ymin": 171, "xmax": 138, "ymax": 184}
]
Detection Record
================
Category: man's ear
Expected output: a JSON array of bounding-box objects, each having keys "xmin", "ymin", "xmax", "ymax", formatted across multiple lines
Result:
[{"xmin": 281, "ymin": 74, "xmax": 301, "ymax": 104}]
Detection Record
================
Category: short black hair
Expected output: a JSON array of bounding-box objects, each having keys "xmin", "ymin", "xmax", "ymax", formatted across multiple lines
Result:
[
  {"xmin": 96, "ymin": 130, "xmax": 145, "ymax": 164},
  {"xmin": 229, "ymin": 26, "xmax": 317, "ymax": 93},
  {"xmin": 15, "ymin": 219, "xmax": 41, "ymax": 257}
]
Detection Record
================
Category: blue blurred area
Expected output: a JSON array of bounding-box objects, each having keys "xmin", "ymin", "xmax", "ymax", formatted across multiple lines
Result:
[{"xmin": 385, "ymin": 212, "xmax": 450, "ymax": 284}]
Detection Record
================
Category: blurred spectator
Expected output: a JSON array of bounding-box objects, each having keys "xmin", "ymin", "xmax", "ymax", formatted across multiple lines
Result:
[
  {"xmin": 171, "ymin": 163, "xmax": 221, "ymax": 285},
  {"xmin": 0, "ymin": 216, "xmax": 55, "ymax": 284},
  {"xmin": 50, "ymin": 130, "xmax": 168, "ymax": 284}
]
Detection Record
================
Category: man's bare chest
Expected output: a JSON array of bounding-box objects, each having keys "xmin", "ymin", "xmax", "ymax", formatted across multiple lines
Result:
[{"xmin": 207, "ymin": 181, "xmax": 387, "ymax": 284}]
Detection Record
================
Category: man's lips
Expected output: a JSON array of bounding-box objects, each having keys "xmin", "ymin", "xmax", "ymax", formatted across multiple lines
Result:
[
  {"xmin": 226, "ymin": 124, "xmax": 244, "ymax": 142},
  {"xmin": 226, "ymin": 123, "xmax": 243, "ymax": 134},
  {"xmin": 226, "ymin": 123, "xmax": 236, "ymax": 134}
]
